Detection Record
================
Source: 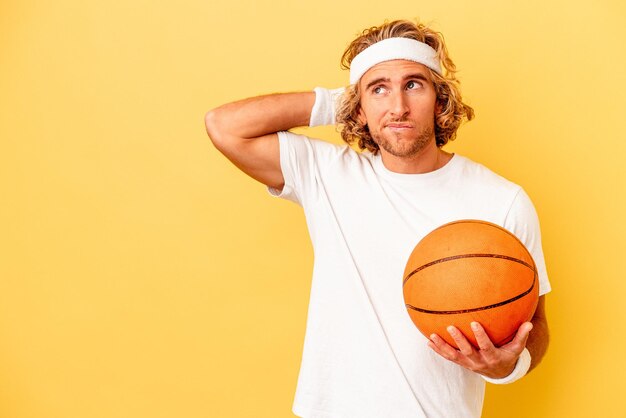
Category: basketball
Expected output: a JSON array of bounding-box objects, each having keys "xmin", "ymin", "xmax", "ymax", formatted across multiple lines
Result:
[{"xmin": 402, "ymin": 220, "xmax": 539, "ymax": 349}]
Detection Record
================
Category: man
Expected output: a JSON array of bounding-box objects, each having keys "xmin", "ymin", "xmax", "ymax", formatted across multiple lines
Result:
[{"xmin": 205, "ymin": 19, "xmax": 550, "ymax": 418}]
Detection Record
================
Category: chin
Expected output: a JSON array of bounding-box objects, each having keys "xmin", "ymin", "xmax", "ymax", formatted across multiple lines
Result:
[{"xmin": 377, "ymin": 137, "xmax": 432, "ymax": 158}]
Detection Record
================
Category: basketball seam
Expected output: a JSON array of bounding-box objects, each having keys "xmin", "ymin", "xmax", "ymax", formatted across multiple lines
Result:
[
  {"xmin": 405, "ymin": 272, "xmax": 537, "ymax": 315},
  {"xmin": 403, "ymin": 253, "xmax": 536, "ymax": 286}
]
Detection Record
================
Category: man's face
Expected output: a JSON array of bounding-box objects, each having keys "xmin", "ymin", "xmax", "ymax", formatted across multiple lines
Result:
[{"xmin": 358, "ymin": 60, "xmax": 438, "ymax": 159}]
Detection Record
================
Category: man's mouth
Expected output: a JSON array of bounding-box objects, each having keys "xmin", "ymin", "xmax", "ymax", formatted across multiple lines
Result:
[{"xmin": 386, "ymin": 122, "xmax": 413, "ymax": 129}]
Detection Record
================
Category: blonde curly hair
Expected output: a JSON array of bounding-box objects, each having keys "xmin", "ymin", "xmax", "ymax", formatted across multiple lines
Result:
[{"xmin": 336, "ymin": 20, "xmax": 474, "ymax": 153}]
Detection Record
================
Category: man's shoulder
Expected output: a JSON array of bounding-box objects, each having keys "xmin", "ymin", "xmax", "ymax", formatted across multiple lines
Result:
[
  {"xmin": 278, "ymin": 131, "xmax": 349, "ymax": 149},
  {"xmin": 278, "ymin": 130, "xmax": 364, "ymax": 162},
  {"xmin": 453, "ymin": 154, "xmax": 522, "ymax": 192}
]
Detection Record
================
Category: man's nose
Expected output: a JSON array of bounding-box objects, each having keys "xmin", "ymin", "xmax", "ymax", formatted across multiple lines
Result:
[{"xmin": 390, "ymin": 90, "xmax": 409, "ymax": 118}]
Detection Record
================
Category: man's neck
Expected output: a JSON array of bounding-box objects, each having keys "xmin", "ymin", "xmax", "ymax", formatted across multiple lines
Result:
[{"xmin": 379, "ymin": 143, "xmax": 453, "ymax": 174}]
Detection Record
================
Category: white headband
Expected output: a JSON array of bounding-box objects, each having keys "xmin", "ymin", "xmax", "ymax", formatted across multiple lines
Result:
[{"xmin": 349, "ymin": 37, "xmax": 442, "ymax": 84}]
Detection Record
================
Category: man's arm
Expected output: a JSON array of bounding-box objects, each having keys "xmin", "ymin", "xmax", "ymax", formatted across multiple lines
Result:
[
  {"xmin": 204, "ymin": 92, "xmax": 315, "ymax": 190},
  {"xmin": 428, "ymin": 295, "xmax": 549, "ymax": 380},
  {"xmin": 526, "ymin": 295, "xmax": 549, "ymax": 372}
]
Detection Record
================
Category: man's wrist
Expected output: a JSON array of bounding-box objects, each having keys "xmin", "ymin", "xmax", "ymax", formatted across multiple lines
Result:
[{"xmin": 481, "ymin": 348, "xmax": 531, "ymax": 385}]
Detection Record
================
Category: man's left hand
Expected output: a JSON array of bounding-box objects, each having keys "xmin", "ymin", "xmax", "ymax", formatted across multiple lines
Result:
[{"xmin": 427, "ymin": 321, "xmax": 533, "ymax": 379}]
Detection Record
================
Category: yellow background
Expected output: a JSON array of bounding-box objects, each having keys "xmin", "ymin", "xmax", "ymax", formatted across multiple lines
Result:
[{"xmin": 1, "ymin": 0, "xmax": 625, "ymax": 417}]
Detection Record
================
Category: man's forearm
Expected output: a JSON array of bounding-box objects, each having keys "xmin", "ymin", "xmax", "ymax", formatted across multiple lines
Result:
[
  {"xmin": 526, "ymin": 296, "xmax": 549, "ymax": 372},
  {"xmin": 205, "ymin": 92, "xmax": 315, "ymax": 143}
]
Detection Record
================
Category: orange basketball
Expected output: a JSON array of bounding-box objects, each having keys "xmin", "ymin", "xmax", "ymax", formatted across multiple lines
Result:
[{"xmin": 402, "ymin": 220, "xmax": 539, "ymax": 349}]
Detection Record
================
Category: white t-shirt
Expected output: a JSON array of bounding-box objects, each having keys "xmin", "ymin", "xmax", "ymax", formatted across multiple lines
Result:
[{"xmin": 269, "ymin": 131, "xmax": 551, "ymax": 418}]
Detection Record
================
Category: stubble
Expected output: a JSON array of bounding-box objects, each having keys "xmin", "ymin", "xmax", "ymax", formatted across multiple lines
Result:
[{"xmin": 370, "ymin": 123, "xmax": 435, "ymax": 158}]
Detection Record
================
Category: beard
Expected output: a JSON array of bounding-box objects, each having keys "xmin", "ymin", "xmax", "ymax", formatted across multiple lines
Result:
[{"xmin": 370, "ymin": 123, "xmax": 435, "ymax": 158}]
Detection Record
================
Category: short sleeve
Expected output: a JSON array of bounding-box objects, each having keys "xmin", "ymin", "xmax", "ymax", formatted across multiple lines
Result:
[
  {"xmin": 504, "ymin": 188, "xmax": 552, "ymax": 295},
  {"xmin": 267, "ymin": 131, "xmax": 345, "ymax": 207}
]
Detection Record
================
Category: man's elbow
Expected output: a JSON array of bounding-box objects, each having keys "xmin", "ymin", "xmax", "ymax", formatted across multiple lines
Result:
[{"xmin": 204, "ymin": 109, "xmax": 225, "ymax": 148}]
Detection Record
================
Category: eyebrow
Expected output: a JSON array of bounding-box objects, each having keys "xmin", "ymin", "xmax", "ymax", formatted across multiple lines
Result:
[
  {"xmin": 365, "ymin": 77, "xmax": 390, "ymax": 90},
  {"xmin": 406, "ymin": 73, "xmax": 430, "ymax": 83},
  {"xmin": 365, "ymin": 73, "xmax": 430, "ymax": 90}
]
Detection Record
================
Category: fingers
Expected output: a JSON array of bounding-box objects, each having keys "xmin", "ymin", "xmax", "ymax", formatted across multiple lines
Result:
[
  {"xmin": 428, "ymin": 333, "xmax": 462, "ymax": 362},
  {"xmin": 428, "ymin": 327, "xmax": 478, "ymax": 365},
  {"xmin": 428, "ymin": 322, "xmax": 534, "ymax": 378},
  {"xmin": 470, "ymin": 322, "xmax": 496, "ymax": 353},
  {"xmin": 507, "ymin": 321, "xmax": 533, "ymax": 351},
  {"xmin": 447, "ymin": 326, "xmax": 476, "ymax": 357}
]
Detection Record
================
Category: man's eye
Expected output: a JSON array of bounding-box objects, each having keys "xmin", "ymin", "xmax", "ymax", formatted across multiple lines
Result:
[
  {"xmin": 373, "ymin": 86, "xmax": 385, "ymax": 94},
  {"xmin": 407, "ymin": 81, "xmax": 420, "ymax": 90}
]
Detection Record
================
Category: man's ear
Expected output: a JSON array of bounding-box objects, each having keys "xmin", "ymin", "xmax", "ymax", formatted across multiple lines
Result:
[{"xmin": 358, "ymin": 106, "xmax": 367, "ymax": 126}]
